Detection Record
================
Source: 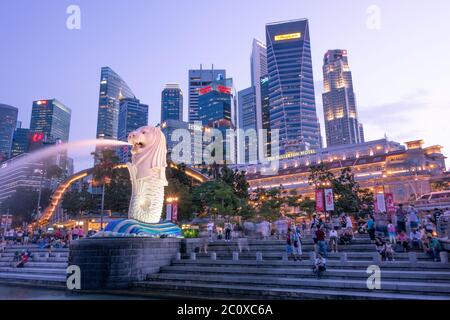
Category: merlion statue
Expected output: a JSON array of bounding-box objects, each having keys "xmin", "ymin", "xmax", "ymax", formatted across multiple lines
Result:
[
  {"xmin": 100, "ymin": 126, "xmax": 182, "ymax": 237},
  {"xmin": 127, "ymin": 126, "xmax": 168, "ymax": 224}
]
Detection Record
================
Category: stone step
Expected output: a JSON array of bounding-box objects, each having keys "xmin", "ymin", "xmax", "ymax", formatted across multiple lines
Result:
[
  {"xmin": 195, "ymin": 245, "xmax": 378, "ymax": 253},
  {"xmin": 146, "ymin": 273, "xmax": 450, "ymax": 295},
  {"xmin": 183, "ymin": 252, "xmax": 433, "ymax": 262},
  {"xmin": 171, "ymin": 259, "xmax": 450, "ymax": 271},
  {"xmin": 0, "ymin": 257, "xmax": 69, "ymax": 263},
  {"xmin": 1, "ymin": 252, "xmax": 69, "ymax": 258},
  {"xmin": 133, "ymin": 281, "xmax": 450, "ymax": 300},
  {"xmin": 0, "ymin": 272, "xmax": 66, "ymax": 283},
  {"xmin": 160, "ymin": 265, "xmax": 450, "ymax": 283},
  {"xmin": 0, "ymin": 262, "xmax": 68, "ymax": 269},
  {"xmin": 0, "ymin": 267, "xmax": 67, "ymax": 275},
  {"xmin": 4, "ymin": 246, "xmax": 69, "ymax": 252}
]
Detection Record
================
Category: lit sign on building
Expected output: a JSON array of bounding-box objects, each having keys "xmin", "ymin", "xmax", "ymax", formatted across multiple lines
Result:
[
  {"xmin": 36, "ymin": 100, "xmax": 48, "ymax": 105},
  {"xmin": 31, "ymin": 133, "xmax": 44, "ymax": 143},
  {"xmin": 199, "ymin": 86, "xmax": 212, "ymax": 95},
  {"xmin": 274, "ymin": 32, "xmax": 301, "ymax": 41},
  {"xmin": 267, "ymin": 149, "xmax": 316, "ymax": 161},
  {"xmin": 217, "ymin": 85, "xmax": 232, "ymax": 95}
]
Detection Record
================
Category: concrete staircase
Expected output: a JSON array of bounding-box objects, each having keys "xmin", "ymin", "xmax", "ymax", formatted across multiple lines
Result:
[
  {"xmin": 0, "ymin": 245, "xmax": 68, "ymax": 288},
  {"xmin": 132, "ymin": 235, "xmax": 450, "ymax": 300}
]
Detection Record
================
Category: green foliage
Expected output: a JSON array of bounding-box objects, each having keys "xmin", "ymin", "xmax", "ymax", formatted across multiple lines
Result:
[
  {"xmin": 165, "ymin": 163, "xmax": 194, "ymax": 221},
  {"xmin": 91, "ymin": 149, "xmax": 120, "ymax": 185},
  {"xmin": 62, "ymin": 184, "xmax": 97, "ymax": 217},
  {"xmin": 1, "ymin": 187, "xmax": 52, "ymax": 227},
  {"xmin": 192, "ymin": 180, "xmax": 239, "ymax": 217},
  {"xmin": 182, "ymin": 228, "xmax": 199, "ymax": 238},
  {"xmin": 308, "ymin": 165, "xmax": 374, "ymax": 216},
  {"xmin": 104, "ymin": 168, "xmax": 131, "ymax": 213}
]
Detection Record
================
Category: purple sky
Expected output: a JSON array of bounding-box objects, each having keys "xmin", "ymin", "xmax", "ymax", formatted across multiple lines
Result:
[{"xmin": 1, "ymin": 0, "xmax": 449, "ymax": 171}]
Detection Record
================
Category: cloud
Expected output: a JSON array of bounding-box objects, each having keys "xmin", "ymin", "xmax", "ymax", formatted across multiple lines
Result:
[{"xmin": 358, "ymin": 89, "xmax": 450, "ymax": 168}]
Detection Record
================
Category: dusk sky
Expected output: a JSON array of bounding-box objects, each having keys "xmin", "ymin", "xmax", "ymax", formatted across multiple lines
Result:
[{"xmin": 1, "ymin": 0, "xmax": 449, "ymax": 171}]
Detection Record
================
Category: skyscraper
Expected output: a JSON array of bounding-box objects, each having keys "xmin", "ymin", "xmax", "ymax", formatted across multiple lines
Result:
[
  {"xmin": 0, "ymin": 104, "xmax": 18, "ymax": 161},
  {"xmin": 250, "ymin": 39, "xmax": 268, "ymax": 133},
  {"xmin": 198, "ymin": 78, "xmax": 237, "ymax": 163},
  {"xmin": 161, "ymin": 84, "xmax": 183, "ymax": 123},
  {"xmin": 266, "ymin": 19, "xmax": 321, "ymax": 154},
  {"xmin": 188, "ymin": 66, "xmax": 226, "ymax": 123},
  {"xmin": 238, "ymin": 87, "xmax": 258, "ymax": 163},
  {"xmin": 11, "ymin": 127, "xmax": 30, "ymax": 158},
  {"xmin": 117, "ymin": 97, "xmax": 149, "ymax": 163},
  {"xmin": 96, "ymin": 67, "xmax": 135, "ymax": 141},
  {"xmin": 322, "ymin": 49, "xmax": 364, "ymax": 147},
  {"xmin": 30, "ymin": 99, "xmax": 71, "ymax": 142}
]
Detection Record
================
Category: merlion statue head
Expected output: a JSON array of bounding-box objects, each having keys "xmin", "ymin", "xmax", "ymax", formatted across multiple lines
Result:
[{"xmin": 128, "ymin": 126, "xmax": 167, "ymax": 168}]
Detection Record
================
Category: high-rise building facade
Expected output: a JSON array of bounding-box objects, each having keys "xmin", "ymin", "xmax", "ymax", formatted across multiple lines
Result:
[
  {"xmin": 96, "ymin": 67, "xmax": 135, "ymax": 141},
  {"xmin": 238, "ymin": 86, "xmax": 258, "ymax": 163},
  {"xmin": 117, "ymin": 97, "xmax": 149, "ymax": 163},
  {"xmin": 161, "ymin": 84, "xmax": 183, "ymax": 123},
  {"xmin": 11, "ymin": 127, "xmax": 30, "ymax": 158},
  {"xmin": 322, "ymin": 49, "xmax": 364, "ymax": 147},
  {"xmin": 188, "ymin": 66, "xmax": 226, "ymax": 123},
  {"xmin": 266, "ymin": 19, "xmax": 321, "ymax": 154},
  {"xmin": 30, "ymin": 99, "xmax": 71, "ymax": 142},
  {"xmin": 198, "ymin": 78, "xmax": 237, "ymax": 164},
  {"xmin": 0, "ymin": 104, "xmax": 18, "ymax": 161},
  {"xmin": 250, "ymin": 39, "xmax": 268, "ymax": 133}
]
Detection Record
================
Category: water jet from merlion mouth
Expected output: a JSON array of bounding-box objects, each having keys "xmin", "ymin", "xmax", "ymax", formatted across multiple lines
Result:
[{"xmin": 0, "ymin": 139, "xmax": 130, "ymax": 176}]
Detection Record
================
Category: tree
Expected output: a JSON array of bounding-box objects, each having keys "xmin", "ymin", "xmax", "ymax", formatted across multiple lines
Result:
[
  {"xmin": 192, "ymin": 180, "xmax": 239, "ymax": 217},
  {"xmin": 165, "ymin": 163, "xmax": 194, "ymax": 221},
  {"xmin": 1, "ymin": 187, "xmax": 52, "ymax": 227},
  {"xmin": 299, "ymin": 196, "xmax": 316, "ymax": 216},
  {"xmin": 104, "ymin": 168, "xmax": 131, "ymax": 213},
  {"xmin": 62, "ymin": 184, "xmax": 97, "ymax": 218},
  {"xmin": 91, "ymin": 149, "xmax": 120, "ymax": 229},
  {"xmin": 308, "ymin": 165, "xmax": 375, "ymax": 216}
]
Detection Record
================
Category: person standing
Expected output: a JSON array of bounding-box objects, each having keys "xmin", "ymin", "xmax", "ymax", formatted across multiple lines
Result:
[
  {"xmin": 293, "ymin": 225, "xmax": 302, "ymax": 261},
  {"xmin": 224, "ymin": 222, "xmax": 232, "ymax": 242},
  {"xmin": 316, "ymin": 226, "xmax": 328, "ymax": 258},
  {"xmin": 367, "ymin": 215, "xmax": 376, "ymax": 243},
  {"xmin": 329, "ymin": 227, "xmax": 339, "ymax": 253},
  {"xmin": 387, "ymin": 221, "xmax": 397, "ymax": 244},
  {"xmin": 408, "ymin": 206, "xmax": 419, "ymax": 233},
  {"xmin": 207, "ymin": 221, "xmax": 214, "ymax": 242},
  {"xmin": 396, "ymin": 204, "xmax": 407, "ymax": 233}
]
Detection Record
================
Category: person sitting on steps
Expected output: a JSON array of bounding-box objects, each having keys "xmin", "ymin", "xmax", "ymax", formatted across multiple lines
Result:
[{"xmin": 313, "ymin": 253, "xmax": 327, "ymax": 279}]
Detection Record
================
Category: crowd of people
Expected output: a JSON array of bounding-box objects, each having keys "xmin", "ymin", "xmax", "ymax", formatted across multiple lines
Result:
[{"xmin": 198, "ymin": 206, "xmax": 448, "ymax": 278}]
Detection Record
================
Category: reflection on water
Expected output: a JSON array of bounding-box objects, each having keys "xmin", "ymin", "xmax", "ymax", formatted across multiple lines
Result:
[{"xmin": 0, "ymin": 284, "xmax": 149, "ymax": 300}]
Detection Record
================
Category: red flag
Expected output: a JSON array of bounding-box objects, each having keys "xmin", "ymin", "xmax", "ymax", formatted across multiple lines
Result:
[{"xmin": 315, "ymin": 189, "xmax": 324, "ymax": 212}]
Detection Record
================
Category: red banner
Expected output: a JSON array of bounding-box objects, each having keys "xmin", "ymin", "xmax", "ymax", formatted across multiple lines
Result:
[
  {"xmin": 315, "ymin": 189, "xmax": 324, "ymax": 212},
  {"xmin": 385, "ymin": 193, "xmax": 395, "ymax": 214},
  {"xmin": 172, "ymin": 203, "xmax": 178, "ymax": 223}
]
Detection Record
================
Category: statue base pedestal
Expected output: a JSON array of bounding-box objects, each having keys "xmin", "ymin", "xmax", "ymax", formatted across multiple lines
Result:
[{"xmin": 96, "ymin": 219, "xmax": 182, "ymax": 238}]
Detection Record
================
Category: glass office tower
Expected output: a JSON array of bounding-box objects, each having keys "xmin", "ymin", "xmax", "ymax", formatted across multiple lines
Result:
[
  {"xmin": 266, "ymin": 19, "xmax": 321, "ymax": 154},
  {"xmin": 161, "ymin": 84, "xmax": 183, "ymax": 123},
  {"xmin": 188, "ymin": 65, "xmax": 226, "ymax": 123},
  {"xmin": 322, "ymin": 49, "xmax": 364, "ymax": 146},
  {"xmin": 198, "ymin": 78, "xmax": 236, "ymax": 163},
  {"xmin": 30, "ymin": 99, "xmax": 71, "ymax": 142},
  {"xmin": 0, "ymin": 104, "xmax": 18, "ymax": 161},
  {"xmin": 96, "ymin": 67, "xmax": 135, "ymax": 141},
  {"xmin": 117, "ymin": 97, "xmax": 149, "ymax": 163}
]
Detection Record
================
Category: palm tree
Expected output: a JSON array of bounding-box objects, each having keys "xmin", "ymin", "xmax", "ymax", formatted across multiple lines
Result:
[{"xmin": 91, "ymin": 149, "xmax": 119, "ymax": 230}]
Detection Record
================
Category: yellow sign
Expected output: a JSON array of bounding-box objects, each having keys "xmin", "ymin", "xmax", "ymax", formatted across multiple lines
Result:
[{"xmin": 274, "ymin": 32, "xmax": 301, "ymax": 41}]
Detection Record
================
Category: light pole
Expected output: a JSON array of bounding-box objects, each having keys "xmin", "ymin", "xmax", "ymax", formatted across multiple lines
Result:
[
  {"xmin": 100, "ymin": 183, "xmax": 105, "ymax": 230},
  {"xmin": 35, "ymin": 168, "xmax": 45, "ymax": 219}
]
